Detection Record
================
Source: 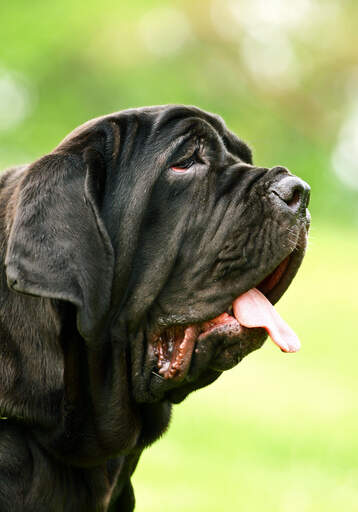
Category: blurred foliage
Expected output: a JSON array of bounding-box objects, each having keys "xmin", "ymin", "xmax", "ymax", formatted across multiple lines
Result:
[{"xmin": 1, "ymin": 0, "xmax": 358, "ymax": 224}]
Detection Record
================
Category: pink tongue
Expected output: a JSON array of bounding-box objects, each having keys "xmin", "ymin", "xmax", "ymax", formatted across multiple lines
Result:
[{"xmin": 233, "ymin": 288, "xmax": 301, "ymax": 353}]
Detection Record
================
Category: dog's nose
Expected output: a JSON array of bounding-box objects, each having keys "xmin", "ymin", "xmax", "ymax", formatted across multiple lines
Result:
[{"xmin": 270, "ymin": 175, "xmax": 310, "ymax": 213}]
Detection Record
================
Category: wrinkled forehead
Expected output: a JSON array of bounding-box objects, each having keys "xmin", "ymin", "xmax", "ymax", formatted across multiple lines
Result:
[
  {"xmin": 146, "ymin": 105, "xmax": 253, "ymax": 164},
  {"xmin": 58, "ymin": 105, "xmax": 253, "ymax": 165}
]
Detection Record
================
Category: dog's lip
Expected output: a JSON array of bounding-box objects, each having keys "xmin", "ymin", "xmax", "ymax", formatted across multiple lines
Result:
[
  {"xmin": 151, "ymin": 225, "xmax": 308, "ymax": 382},
  {"xmin": 261, "ymin": 226, "xmax": 308, "ymax": 306}
]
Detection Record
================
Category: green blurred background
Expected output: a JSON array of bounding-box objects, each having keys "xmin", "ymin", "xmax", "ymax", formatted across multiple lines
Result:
[{"xmin": 1, "ymin": 1, "xmax": 358, "ymax": 510}]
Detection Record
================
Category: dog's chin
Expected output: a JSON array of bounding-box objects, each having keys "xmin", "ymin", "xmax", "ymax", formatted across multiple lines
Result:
[{"xmin": 194, "ymin": 323, "xmax": 267, "ymax": 373}]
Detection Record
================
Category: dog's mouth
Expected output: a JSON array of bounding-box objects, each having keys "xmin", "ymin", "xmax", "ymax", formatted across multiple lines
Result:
[{"xmin": 152, "ymin": 227, "xmax": 307, "ymax": 383}]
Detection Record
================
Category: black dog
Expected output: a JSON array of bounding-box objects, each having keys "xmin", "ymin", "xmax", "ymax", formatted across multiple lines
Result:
[{"xmin": 0, "ymin": 106, "xmax": 310, "ymax": 511}]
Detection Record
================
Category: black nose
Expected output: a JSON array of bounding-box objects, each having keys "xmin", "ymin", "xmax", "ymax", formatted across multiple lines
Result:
[{"xmin": 270, "ymin": 175, "xmax": 310, "ymax": 213}]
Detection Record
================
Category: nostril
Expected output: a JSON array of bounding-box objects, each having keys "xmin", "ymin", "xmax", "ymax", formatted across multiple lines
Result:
[
  {"xmin": 284, "ymin": 186, "xmax": 302, "ymax": 209},
  {"xmin": 270, "ymin": 176, "xmax": 310, "ymax": 213},
  {"xmin": 304, "ymin": 186, "xmax": 311, "ymax": 208}
]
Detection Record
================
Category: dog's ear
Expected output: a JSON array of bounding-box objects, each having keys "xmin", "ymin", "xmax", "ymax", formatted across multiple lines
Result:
[{"xmin": 5, "ymin": 145, "xmax": 114, "ymax": 342}]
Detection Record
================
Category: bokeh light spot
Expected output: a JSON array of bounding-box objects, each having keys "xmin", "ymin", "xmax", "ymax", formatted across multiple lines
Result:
[
  {"xmin": 138, "ymin": 7, "xmax": 192, "ymax": 57},
  {"xmin": 0, "ymin": 69, "xmax": 34, "ymax": 131},
  {"xmin": 332, "ymin": 101, "xmax": 358, "ymax": 191}
]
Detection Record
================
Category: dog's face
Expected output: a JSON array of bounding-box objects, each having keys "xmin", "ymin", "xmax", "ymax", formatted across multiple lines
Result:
[{"xmin": 5, "ymin": 105, "xmax": 310, "ymax": 406}]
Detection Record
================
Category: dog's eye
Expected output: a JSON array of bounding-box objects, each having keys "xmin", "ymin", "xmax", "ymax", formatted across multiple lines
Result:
[{"xmin": 170, "ymin": 156, "xmax": 195, "ymax": 173}]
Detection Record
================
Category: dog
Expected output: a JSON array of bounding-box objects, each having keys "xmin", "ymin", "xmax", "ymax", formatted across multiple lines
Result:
[{"xmin": 0, "ymin": 105, "xmax": 310, "ymax": 511}]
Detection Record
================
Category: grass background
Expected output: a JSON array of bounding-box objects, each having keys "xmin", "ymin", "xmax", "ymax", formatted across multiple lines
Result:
[{"xmin": 1, "ymin": 1, "xmax": 358, "ymax": 510}]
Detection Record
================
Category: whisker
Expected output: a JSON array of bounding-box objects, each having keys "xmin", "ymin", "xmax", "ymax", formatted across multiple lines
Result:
[{"xmin": 152, "ymin": 371, "xmax": 165, "ymax": 380}]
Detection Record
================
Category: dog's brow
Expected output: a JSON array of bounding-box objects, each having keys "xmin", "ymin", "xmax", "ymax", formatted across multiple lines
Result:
[{"xmin": 156, "ymin": 132, "xmax": 194, "ymax": 167}]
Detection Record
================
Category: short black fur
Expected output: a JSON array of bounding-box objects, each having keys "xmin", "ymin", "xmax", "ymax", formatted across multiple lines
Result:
[{"xmin": 0, "ymin": 105, "xmax": 310, "ymax": 511}]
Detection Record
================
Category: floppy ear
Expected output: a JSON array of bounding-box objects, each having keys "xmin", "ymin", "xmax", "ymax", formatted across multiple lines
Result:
[{"xmin": 5, "ymin": 147, "xmax": 114, "ymax": 342}]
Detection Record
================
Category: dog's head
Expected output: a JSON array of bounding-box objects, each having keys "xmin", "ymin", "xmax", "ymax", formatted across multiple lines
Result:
[{"xmin": 5, "ymin": 105, "xmax": 310, "ymax": 405}]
